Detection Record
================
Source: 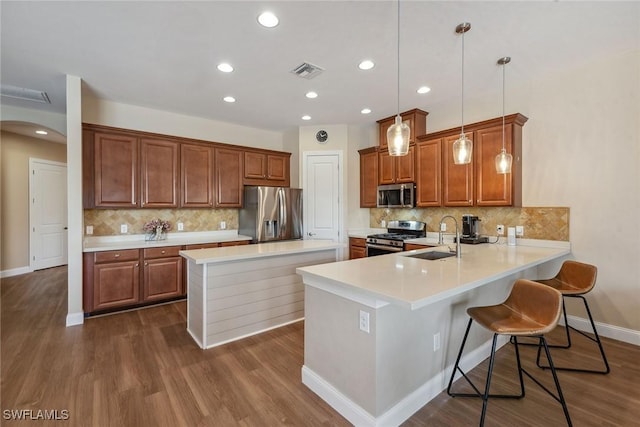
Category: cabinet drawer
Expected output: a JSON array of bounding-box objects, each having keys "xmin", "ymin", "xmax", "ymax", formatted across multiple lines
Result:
[
  {"xmin": 184, "ymin": 243, "xmax": 220, "ymax": 250},
  {"xmin": 219, "ymin": 240, "xmax": 250, "ymax": 247},
  {"xmin": 94, "ymin": 249, "xmax": 140, "ymax": 263},
  {"xmin": 143, "ymin": 246, "xmax": 182, "ymax": 259}
]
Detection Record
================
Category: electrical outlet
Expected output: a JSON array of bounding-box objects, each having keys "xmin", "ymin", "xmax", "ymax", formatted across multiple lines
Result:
[
  {"xmin": 359, "ymin": 310, "xmax": 370, "ymax": 333},
  {"xmin": 177, "ymin": 222, "xmax": 184, "ymax": 231},
  {"xmin": 496, "ymin": 224, "xmax": 504, "ymax": 235},
  {"xmin": 120, "ymin": 224, "xmax": 127, "ymax": 234},
  {"xmin": 86, "ymin": 225, "xmax": 93, "ymax": 235},
  {"xmin": 220, "ymin": 221, "xmax": 226, "ymax": 230},
  {"xmin": 440, "ymin": 223, "xmax": 447, "ymax": 232},
  {"xmin": 381, "ymin": 219, "xmax": 386, "ymax": 228},
  {"xmin": 515, "ymin": 225, "xmax": 524, "ymax": 237},
  {"xmin": 433, "ymin": 332, "xmax": 441, "ymax": 352}
]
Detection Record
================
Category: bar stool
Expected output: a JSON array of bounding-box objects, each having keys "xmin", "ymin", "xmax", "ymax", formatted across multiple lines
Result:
[
  {"xmin": 447, "ymin": 279, "xmax": 572, "ymax": 427},
  {"xmin": 532, "ymin": 260, "xmax": 610, "ymax": 374}
]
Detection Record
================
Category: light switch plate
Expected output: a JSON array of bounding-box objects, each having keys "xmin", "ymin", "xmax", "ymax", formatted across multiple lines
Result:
[
  {"xmin": 86, "ymin": 225, "xmax": 93, "ymax": 235},
  {"xmin": 177, "ymin": 222, "xmax": 184, "ymax": 231},
  {"xmin": 120, "ymin": 224, "xmax": 127, "ymax": 234},
  {"xmin": 515, "ymin": 225, "xmax": 524, "ymax": 237}
]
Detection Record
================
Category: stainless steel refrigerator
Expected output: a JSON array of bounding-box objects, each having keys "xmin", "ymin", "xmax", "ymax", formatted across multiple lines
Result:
[{"xmin": 239, "ymin": 186, "xmax": 303, "ymax": 243}]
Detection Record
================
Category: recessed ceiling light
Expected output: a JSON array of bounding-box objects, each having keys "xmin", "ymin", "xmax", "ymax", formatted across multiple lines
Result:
[
  {"xmin": 417, "ymin": 86, "xmax": 431, "ymax": 94},
  {"xmin": 223, "ymin": 96, "xmax": 236, "ymax": 103},
  {"xmin": 217, "ymin": 63, "xmax": 234, "ymax": 73},
  {"xmin": 361, "ymin": 108, "xmax": 372, "ymax": 114},
  {"xmin": 35, "ymin": 130, "xmax": 48, "ymax": 135},
  {"xmin": 305, "ymin": 91, "xmax": 318, "ymax": 99},
  {"xmin": 301, "ymin": 115, "xmax": 311, "ymax": 121},
  {"xmin": 358, "ymin": 60, "xmax": 375, "ymax": 70},
  {"xmin": 258, "ymin": 12, "xmax": 279, "ymax": 28}
]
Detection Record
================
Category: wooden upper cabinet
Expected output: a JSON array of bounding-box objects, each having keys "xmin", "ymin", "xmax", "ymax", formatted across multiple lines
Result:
[
  {"xmin": 379, "ymin": 145, "xmax": 415, "ymax": 184},
  {"xmin": 243, "ymin": 151, "xmax": 290, "ymax": 186},
  {"xmin": 442, "ymin": 132, "xmax": 474, "ymax": 207},
  {"xmin": 475, "ymin": 124, "xmax": 513, "ymax": 206},
  {"xmin": 181, "ymin": 143, "xmax": 214, "ymax": 208},
  {"xmin": 377, "ymin": 109, "xmax": 428, "ymax": 149},
  {"xmin": 93, "ymin": 132, "xmax": 139, "ymax": 208},
  {"xmin": 215, "ymin": 147, "xmax": 243, "ymax": 207},
  {"xmin": 415, "ymin": 138, "xmax": 442, "ymax": 207},
  {"xmin": 140, "ymin": 138, "xmax": 179, "ymax": 208},
  {"xmin": 359, "ymin": 147, "xmax": 378, "ymax": 208}
]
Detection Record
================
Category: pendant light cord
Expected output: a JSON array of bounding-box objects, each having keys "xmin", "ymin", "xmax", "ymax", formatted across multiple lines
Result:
[
  {"xmin": 502, "ymin": 60, "xmax": 506, "ymax": 151},
  {"xmin": 396, "ymin": 0, "xmax": 400, "ymax": 117},
  {"xmin": 460, "ymin": 28, "xmax": 465, "ymax": 134}
]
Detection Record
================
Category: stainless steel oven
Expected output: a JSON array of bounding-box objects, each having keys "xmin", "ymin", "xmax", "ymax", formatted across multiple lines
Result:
[{"xmin": 365, "ymin": 220, "xmax": 426, "ymax": 257}]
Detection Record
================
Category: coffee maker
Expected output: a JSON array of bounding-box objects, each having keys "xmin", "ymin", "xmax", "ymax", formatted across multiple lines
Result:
[{"xmin": 460, "ymin": 215, "xmax": 488, "ymax": 244}]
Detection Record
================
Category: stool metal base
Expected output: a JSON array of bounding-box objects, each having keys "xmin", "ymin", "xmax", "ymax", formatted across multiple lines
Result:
[
  {"xmin": 448, "ymin": 318, "xmax": 573, "ymax": 427},
  {"xmin": 513, "ymin": 296, "xmax": 610, "ymax": 374}
]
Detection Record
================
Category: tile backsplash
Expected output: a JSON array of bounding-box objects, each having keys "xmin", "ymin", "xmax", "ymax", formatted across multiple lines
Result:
[
  {"xmin": 84, "ymin": 209, "xmax": 238, "ymax": 236},
  {"xmin": 370, "ymin": 207, "xmax": 569, "ymax": 241}
]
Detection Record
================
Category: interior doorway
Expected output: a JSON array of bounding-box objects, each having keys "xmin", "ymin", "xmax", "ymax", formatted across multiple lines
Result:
[{"xmin": 29, "ymin": 158, "xmax": 68, "ymax": 270}]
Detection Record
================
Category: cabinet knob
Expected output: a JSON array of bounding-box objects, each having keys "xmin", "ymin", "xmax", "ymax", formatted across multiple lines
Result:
[
  {"xmin": 114, "ymin": 253, "xmax": 120, "ymax": 258},
  {"xmin": 135, "ymin": 263, "xmax": 139, "ymax": 267},
  {"xmin": 145, "ymin": 262, "xmax": 148, "ymax": 266},
  {"xmin": 161, "ymin": 250, "xmax": 166, "ymax": 254}
]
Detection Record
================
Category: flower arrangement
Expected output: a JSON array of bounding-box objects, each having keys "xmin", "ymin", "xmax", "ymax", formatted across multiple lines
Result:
[{"xmin": 144, "ymin": 219, "xmax": 171, "ymax": 241}]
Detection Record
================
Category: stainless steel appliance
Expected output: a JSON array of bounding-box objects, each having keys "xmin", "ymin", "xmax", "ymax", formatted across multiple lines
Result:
[
  {"xmin": 239, "ymin": 186, "xmax": 303, "ymax": 243},
  {"xmin": 377, "ymin": 183, "xmax": 415, "ymax": 208},
  {"xmin": 459, "ymin": 214, "xmax": 488, "ymax": 244},
  {"xmin": 366, "ymin": 220, "xmax": 426, "ymax": 256}
]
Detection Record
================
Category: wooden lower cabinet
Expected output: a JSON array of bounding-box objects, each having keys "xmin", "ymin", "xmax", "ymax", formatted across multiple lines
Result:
[
  {"xmin": 349, "ymin": 237, "xmax": 367, "ymax": 259},
  {"xmin": 404, "ymin": 243, "xmax": 436, "ymax": 251},
  {"xmin": 84, "ymin": 250, "xmax": 141, "ymax": 312},
  {"xmin": 143, "ymin": 246, "xmax": 183, "ymax": 301}
]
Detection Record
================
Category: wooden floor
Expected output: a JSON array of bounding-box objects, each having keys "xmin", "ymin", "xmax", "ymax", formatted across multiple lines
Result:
[{"xmin": 2, "ymin": 266, "xmax": 639, "ymax": 426}]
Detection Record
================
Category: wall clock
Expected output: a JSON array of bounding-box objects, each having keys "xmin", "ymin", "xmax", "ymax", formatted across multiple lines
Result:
[{"xmin": 315, "ymin": 130, "xmax": 328, "ymax": 144}]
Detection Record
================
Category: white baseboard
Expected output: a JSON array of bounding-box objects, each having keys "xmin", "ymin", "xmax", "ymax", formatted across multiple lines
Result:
[
  {"xmin": 66, "ymin": 312, "xmax": 84, "ymax": 326},
  {"xmin": 1, "ymin": 266, "xmax": 32, "ymax": 278},
  {"xmin": 301, "ymin": 335, "xmax": 509, "ymax": 427},
  {"xmin": 561, "ymin": 314, "xmax": 640, "ymax": 346}
]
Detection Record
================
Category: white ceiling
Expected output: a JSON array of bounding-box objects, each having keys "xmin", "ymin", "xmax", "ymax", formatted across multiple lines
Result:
[{"xmin": 1, "ymin": 1, "xmax": 638, "ymax": 135}]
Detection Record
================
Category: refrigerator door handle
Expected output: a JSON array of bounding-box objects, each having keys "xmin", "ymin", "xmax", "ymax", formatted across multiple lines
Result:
[{"xmin": 277, "ymin": 188, "xmax": 286, "ymax": 239}]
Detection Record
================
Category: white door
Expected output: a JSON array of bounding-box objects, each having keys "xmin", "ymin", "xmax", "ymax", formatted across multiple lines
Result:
[
  {"xmin": 304, "ymin": 153, "xmax": 341, "ymax": 241},
  {"xmin": 30, "ymin": 159, "xmax": 68, "ymax": 270}
]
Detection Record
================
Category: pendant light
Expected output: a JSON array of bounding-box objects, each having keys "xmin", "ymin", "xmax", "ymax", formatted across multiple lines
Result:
[
  {"xmin": 495, "ymin": 56, "xmax": 513, "ymax": 174},
  {"xmin": 452, "ymin": 22, "xmax": 472, "ymax": 165},
  {"xmin": 387, "ymin": 0, "xmax": 410, "ymax": 156}
]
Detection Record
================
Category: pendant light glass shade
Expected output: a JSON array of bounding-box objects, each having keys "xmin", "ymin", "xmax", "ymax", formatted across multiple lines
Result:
[
  {"xmin": 388, "ymin": 0, "xmax": 410, "ymax": 156},
  {"xmin": 453, "ymin": 23, "xmax": 472, "ymax": 165},
  {"xmin": 388, "ymin": 115, "xmax": 410, "ymax": 156},
  {"xmin": 453, "ymin": 133, "xmax": 473, "ymax": 164},
  {"xmin": 495, "ymin": 56, "xmax": 512, "ymax": 174}
]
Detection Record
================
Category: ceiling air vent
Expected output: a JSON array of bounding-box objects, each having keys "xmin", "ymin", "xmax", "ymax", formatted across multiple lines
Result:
[
  {"xmin": 290, "ymin": 62, "xmax": 325, "ymax": 79},
  {"xmin": 1, "ymin": 84, "xmax": 51, "ymax": 103}
]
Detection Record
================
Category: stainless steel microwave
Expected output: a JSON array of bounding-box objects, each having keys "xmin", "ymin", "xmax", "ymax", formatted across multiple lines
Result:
[{"xmin": 377, "ymin": 183, "xmax": 415, "ymax": 208}]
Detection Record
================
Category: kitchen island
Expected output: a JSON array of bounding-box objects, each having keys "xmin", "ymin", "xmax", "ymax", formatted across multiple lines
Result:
[
  {"xmin": 296, "ymin": 240, "xmax": 570, "ymax": 427},
  {"xmin": 180, "ymin": 240, "xmax": 343, "ymax": 349}
]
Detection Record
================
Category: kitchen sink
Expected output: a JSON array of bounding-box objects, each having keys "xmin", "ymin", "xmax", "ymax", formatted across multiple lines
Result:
[{"xmin": 406, "ymin": 251, "xmax": 456, "ymax": 260}]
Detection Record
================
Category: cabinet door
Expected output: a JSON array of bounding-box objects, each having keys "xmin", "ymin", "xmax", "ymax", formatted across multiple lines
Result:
[
  {"xmin": 94, "ymin": 132, "xmax": 139, "ymax": 208},
  {"xmin": 140, "ymin": 138, "xmax": 179, "ymax": 208},
  {"xmin": 378, "ymin": 151, "xmax": 396, "ymax": 184},
  {"xmin": 359, "ymin": 148, "xmax": 378, "ymax": 208},
  {"xmin": 181, "ymin": 143, "xmax": 214, "ymax": 207},
  {"xmin": 93, "ymin": 260, "xmax": 140, "ymax": 310},
  {"xmin": 215, "ymin": 148, "xmax": 243, "ymax": 207},
  {"xmin": 442, "ymin": 133, "xmax": 474, "ymax": 206},
  {"xmin": 395, "ymin": 145, "xmax": 415, "ymax": 183},
  {"xmin": 349, "ymin": 237, "xmax": 366, "ymax": 260},
  {"xmin": 475, "ymin": 124, "xmax": 513, "ymax": 206},
  {"xmin": 378, "ymin": 117, "xmax": 393, "ymax": 149},
  {"xmin": 244, "ymin": 151, "xmax": 266, "ymax": 179},
  {"xmin": 266, "ymin": 155, "xmax": 286, "ymax": 181},
  {"xmin": 143, "ymin": 257, "xmax": 183, "ymax": 301},
  {"xmin": 416, "ymin": 139, "xmax": 442, "ymax": 207}
]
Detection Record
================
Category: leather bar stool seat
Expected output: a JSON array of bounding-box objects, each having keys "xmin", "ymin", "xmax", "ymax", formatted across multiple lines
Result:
[
  {"xmin": 447, "ymin": 279, "xmax": 572, "ymax": 426},
  {"xmin": 528, "ymin": 260, "xmax": 610, "ymax": 374}
]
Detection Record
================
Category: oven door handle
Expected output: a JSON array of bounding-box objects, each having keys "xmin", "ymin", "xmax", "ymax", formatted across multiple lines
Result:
[{"xmin": 366, "ymin": 243, "xmax": 403, "ymax": 252}]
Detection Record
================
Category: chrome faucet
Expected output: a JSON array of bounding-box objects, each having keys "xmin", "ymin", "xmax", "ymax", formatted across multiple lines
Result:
[{"xmin": 438, "ymin": 215, "xmax": 461, "ymax": 259}]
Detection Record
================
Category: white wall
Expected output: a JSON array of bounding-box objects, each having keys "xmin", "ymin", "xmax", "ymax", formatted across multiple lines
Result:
[
  {"xmin": 426, "ymin": 49, "xmax": 640, "ymax": 332},
  {"xmin": 0, "ymin": 105, "xmax": 67, "ymax": 136},
  {"xmin": 82, "ymin": 96, "xmax": 284, "ymax": 151}
]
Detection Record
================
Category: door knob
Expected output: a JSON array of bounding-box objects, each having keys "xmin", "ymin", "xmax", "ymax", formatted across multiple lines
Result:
[
  {"xmin": 308, "ymin": 232, "xmax": 316, "ymax": 236},
  {"xmin": 64, "ymin": 227, "xmax": 68, "ymax": 230}
]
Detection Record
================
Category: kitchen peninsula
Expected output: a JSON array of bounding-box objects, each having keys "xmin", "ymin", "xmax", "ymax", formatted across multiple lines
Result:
[
  {"xmin": 180, "ymin": 240, "xmax": 343, "ymax": 349},
  {"xmin": 296, "ymin": 240, "xmax": 570, "ymax": 427}
]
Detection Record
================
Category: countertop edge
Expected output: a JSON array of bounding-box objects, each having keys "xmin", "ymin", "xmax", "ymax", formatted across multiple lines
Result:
[{"xmin": 181, "ymin": 241, "xmax": 345, "ymax": 264}]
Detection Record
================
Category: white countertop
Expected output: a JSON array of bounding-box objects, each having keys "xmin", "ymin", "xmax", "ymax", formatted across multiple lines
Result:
[
  {"xmin": 296, "ymin": 241, "xmax": 570, "ymax": 310},
  {"xmin": 83, "ymin": 230, "xmax": 252, "ymax": 252},
  {"xmin": 180, "ymin": 239, "xmax": 345, "ymax": 264},
  {"xmin": 347, "ymin": 228, "xmax": 385, "ymax": 239}
]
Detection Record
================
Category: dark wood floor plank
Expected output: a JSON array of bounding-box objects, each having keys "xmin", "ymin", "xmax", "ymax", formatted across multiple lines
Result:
[{"xmin": 2, "ymin": 266, "xmax": 639, "ymax": 426}]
